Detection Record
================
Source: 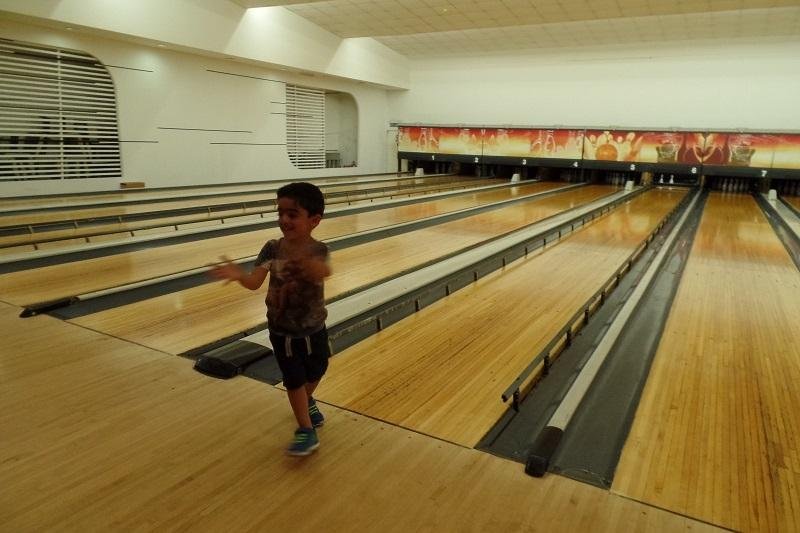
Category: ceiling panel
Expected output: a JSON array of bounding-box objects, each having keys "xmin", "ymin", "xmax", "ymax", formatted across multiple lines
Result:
[
  {"xmin": 277, "ymin": 0, "xmax": 800, "ymax": 37},
  {"xmin": 247, "ymin": 1, "xmax": 800, "ymax": 57},
  {"xmin": 375, "ymin": 7, "xmax": 800, "ymax": 57},
  {"xmin": 230, "ymin": 0, "xmax": 330, "ymax": 6}
]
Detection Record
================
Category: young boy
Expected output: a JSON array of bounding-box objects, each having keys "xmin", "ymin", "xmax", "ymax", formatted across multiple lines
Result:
[{"xmin": 210, "ymin": 182, "xmax": 331, "ymax": 456}]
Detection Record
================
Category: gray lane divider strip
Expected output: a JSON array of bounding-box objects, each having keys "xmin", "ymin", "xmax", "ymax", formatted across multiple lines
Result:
[
  {"xmin": 0, "ymin": 171, "xmax": 412, "ymax": 203},
  {"xmin": 0, "ymin": 180, "xmax": 523, "ymax": 267},
  {"xmin": 757, "ymin": 193, "xmax": 800, "ymax": 271},
  {"xmin": 781, "ymin": 196, "xmax": 800, "ymax": 220},
  {"xmin": 0, "ymin": 174, "xmax": 460, "ymax": 238},
  {"xmin": 550, "ymin": 190, "xmax": 700, "ymax": 427},
  {"xmin": 237, "ymin": 189, "xmax": 635, "ymax": 351},
  {"xmin": 523, "ymin": 189, "xmax": 701, "ymax": 477},
  {"xmin": 21, "ymin": 182, "xmax": 582, "ymax": 316},
  {"xmin": 0, "ymin": 172, "xmax": 434, "ymax": 215},
  {"xmin": 77, "ymin": 267, "xmax": 213, "ymax": 301},
  {"xmin": 770, "ymin": 195, "xmax": 800, "ymax": 240},
  {"xmin": 0, "ymin": 175, "xmax": 475, "ymax": 243}
]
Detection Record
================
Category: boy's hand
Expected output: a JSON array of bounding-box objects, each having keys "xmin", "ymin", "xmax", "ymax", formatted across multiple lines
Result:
[{"xmin": 208, "ymin": 256, "xmax": 245, "ymax": 284}]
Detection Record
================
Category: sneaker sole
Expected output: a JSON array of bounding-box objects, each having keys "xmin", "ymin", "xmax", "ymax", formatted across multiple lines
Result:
[{"xmin": 286, "ymin": 442, "xmax": 320, "ymax": 456}]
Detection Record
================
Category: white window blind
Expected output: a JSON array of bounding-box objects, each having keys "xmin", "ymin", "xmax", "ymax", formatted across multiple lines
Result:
[
  {"xmin": 0, "ymin": 38, "xmax": 121, "ymax": 181},
  {"xmin": 286, "ymin": 84, "xmax": 325, "ymax": 169}
]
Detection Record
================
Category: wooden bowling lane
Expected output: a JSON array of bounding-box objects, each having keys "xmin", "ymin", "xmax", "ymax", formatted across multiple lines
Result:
[
  {"xmin": 68, "ymin": 185, "xmax": 616, "ymax": 354},
  {"xmin": 0, "ymin": 303, "xmax": 715, "ymax": 532},
  {"xmin": 0, "ymin": 172, "xmax": 406, "ymax": 211},
  {"xmin": 0, "ymin": 181, "xmax": 561, "ymax": 306},
  {"xmin": 612, "ymin": 193, "xmax": 800, "ymax": 532},
  {"xmin": 313, "ymin": 188, "xmax": 686, "ymax": 448},
  {"xmin": 0, "ymin": 177, "xmax": 500, "ymax": 251},
  {"xmin": 1, "ymin": 175, "xmax": 479, "ymax": 228},
  {"xmin": 778, "ymin": 194, "xmax": 800, "ymax": 237},
  {"xmin": 785, "ymin": 194, "xmax": 800, "ymax": 212}
]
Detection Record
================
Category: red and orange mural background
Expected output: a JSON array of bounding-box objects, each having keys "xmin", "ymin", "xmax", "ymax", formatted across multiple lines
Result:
[
  {"xmin": 397, "ymin": 127, "xmax": 482, "ymax": 155},
  {"xmin": 398, "ymin": 126, "xmax": 800, "ymax": 169},
  {"xmin": 698, "ymin": 133, "xmax": 775, "ymax": 168},
  {"xmin": 582, "ymin": 130, "xmax": 707, "ymax": 165},
  {"xmin": 482, "ymin": 128, "xmax": 583, "ymax": 159},
  {"xmin": 768, "ymin": 134, "xmax": 800, "ymax": 170}
]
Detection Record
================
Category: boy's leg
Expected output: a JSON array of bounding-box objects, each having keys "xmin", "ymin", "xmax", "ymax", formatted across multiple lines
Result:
[
  {"xmin": 305, "ymin": 328, "xmax": 330, "ymax": 394},
  {"xmin": 270, "ymin": 332, "xmax": 320, "ymax": 455},
  {"xmin": 304, "ymin": 328, "xmax": 331, "ymax": 428},
  {"xmin": 305, "ymin": 380, "xmax": 319, "ymax": 398},
  {"xmin": 286, "ymin": 384, "xmax": 319, "ymax": 456},
  {"xmin": 305, "ymin": 380, "xmax": 324, "ymax": 428},
  {"xmin": 270, "ymin": 332, "xmax": 316, "ymax": 426},
  {"xmin": 286, "ymin": 383, "xmax": 320, "ymax": 456},
  {"xmin": 270, "ymin": 331, "xmax": 312, "ymax": 427},
  {"xmin": 287, "ymin": 386, "xmax": 312, "ymax": 429}
]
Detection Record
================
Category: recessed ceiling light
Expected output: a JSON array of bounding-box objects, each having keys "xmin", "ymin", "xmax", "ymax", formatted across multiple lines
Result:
[
  {"xmin": 65, "ymin": 27, "xmax": 74, "ymax": 31},
  {"xmin": 157, "ymin": 44, "xmax": 166, "ymax": 48}
]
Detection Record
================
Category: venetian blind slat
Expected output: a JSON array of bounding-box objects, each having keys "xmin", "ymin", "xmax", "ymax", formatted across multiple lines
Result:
[
  {"xmin": 285, "ymin": 84, "xmax": 325, "ymax": 170},
  {"xmin": 0, "ymin": 38, "xmax": 122, "ymax": 181}
]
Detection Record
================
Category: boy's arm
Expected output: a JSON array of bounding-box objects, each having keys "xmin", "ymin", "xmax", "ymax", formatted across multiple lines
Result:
[
  {"xmin": 238, "ymin": 265, "xmax": 269, "ymax": 290},
  {"xmin": 209, "ymin": 256, "xmax": 269, "ymax": 290}
]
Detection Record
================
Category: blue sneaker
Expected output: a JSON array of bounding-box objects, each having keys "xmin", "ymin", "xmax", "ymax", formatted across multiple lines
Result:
[
  {"xmin": 308, "ymin": 397, "xmax": 325, "ymax": 428},
  {"xmin": 286, "ymin": 428, "xmax": 319, "ymax": 456}
]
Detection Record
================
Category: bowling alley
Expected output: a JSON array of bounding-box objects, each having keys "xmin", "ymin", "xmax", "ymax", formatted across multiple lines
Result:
[{"xmin": 2, "ymin": 1, "xmax": 799, "ymax": 531}]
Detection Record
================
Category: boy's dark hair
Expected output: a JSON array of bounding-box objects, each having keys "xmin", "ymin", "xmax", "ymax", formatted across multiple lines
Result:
[{"xmin": 277, "ymin": 182, "xmax": 325, "ymax": 216}]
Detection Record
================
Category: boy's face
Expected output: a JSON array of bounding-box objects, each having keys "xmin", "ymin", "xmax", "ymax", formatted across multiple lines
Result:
[{"xmin": 277, "ymin": 197, "xmax": 321, "ymax": 241}]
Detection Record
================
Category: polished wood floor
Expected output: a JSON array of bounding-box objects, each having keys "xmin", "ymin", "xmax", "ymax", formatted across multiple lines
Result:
[
  {"xmin": 613, "ymin": 193, "xmax": 800, "ymax": 531},
  {"xmin": 0, "ymin": 177, "xmax": 499, "ymax": 250},
  {"xmin": 315, "ymin": 188, "xmax": 686, "ymax": 447},
  {"xmin": 785, "ymin": 194, "xmax": 800, "ymax": 213},
  {"xmin": 0, "ymin": 181, "xmax": 561, "ymax": 307},
  {"xmin": 1, "ymin": 174, "xmax": 475, "ymax": 229},
  {"xmin": 782, "ymin": 197, "xmax": 800, "ymax": 236},
  {"xmin": 0, "ymin": 302, "xmax": 718, "ymax": 532},
  {"xmin": 68, "ymin": 185, "xmax": 612, "ymax": 354},
  {"xmin": 0, "ymin": 173, "xmax": 371, "ymax": 211},
  {"xmin": 6, "ymin": 184, "xmax": 794, "ymax": 531}
]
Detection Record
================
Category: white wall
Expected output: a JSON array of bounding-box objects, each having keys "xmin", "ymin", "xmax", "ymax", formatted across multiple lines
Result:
[
  {"xmin": 389, "ymin": 38, "xmax": 800, "ymax": 132},
  {"xmin": 0, "ymin": 20, "xmax": 393, "ymax": 196},
  {"xmin": 0, "ymin": 0, "xmax": 409, "ymax": 89},
  {"xmin": 325, "ymin": 93, "xmax": 358, "ymax": 167}
]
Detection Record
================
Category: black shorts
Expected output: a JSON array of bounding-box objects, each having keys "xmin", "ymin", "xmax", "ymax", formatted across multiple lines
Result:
[{"xmin": 269, "ymin": 327, "xmax": 331, "ymax": 390}]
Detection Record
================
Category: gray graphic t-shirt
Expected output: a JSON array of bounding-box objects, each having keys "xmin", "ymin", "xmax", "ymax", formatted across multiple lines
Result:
[{"xmin": 255, "ymin": 238, "xmax": 328, "ymax": 337}]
